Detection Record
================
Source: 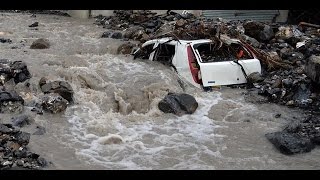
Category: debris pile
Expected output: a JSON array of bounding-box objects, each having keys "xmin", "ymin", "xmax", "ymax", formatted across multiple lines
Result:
[
  {"xmin": 0, "ymin": 123, "xmax": 47, "ymax": 170},
  {"xmin": 95, "ymin": 10, "xmax": 320, "ymax": 113}
]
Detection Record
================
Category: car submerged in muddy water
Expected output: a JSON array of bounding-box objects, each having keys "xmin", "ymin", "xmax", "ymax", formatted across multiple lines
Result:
[{"xmin": 133, "ymin": 35, "xmax": 262, "ymax": 90}]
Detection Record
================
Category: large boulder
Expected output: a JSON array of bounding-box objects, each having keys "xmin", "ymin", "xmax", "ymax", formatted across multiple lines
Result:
[
  {"xmin": 265, "ymin": 131, "xmax": 315, "ymax": 155},
  {"xmin": 158, "ymin": 93, "xmax": 198, "ymax": 116},
  {"xmin": 30, "ymin": 38, "xmax": 50, "ymax": 49},
  {"xmin": 305, "ymin": 55, "xmax": 320, "ymax": 84},
  {"xmin": 243, "ymin": 21, "xmax": 274, "ymax": 42},
  {"xmin": 39, "ymin": 78, "xmax": 74, "ymax": 103}
]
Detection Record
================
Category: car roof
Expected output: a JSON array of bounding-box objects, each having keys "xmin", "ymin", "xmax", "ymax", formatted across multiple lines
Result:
[{"xmin": 142, "ymin": 35, "xmax": 240, "ymax": 47}]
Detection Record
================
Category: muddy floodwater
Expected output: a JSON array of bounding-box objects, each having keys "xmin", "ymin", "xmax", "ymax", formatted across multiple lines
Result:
[{"xmin": 1, "ymin": 13, "xmax": 320, "ymax": 170}]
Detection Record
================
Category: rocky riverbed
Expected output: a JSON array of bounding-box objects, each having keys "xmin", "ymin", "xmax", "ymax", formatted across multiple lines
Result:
[{"xmin": 0, "ymin": 12, "xmax": 320, "ymax": 170}]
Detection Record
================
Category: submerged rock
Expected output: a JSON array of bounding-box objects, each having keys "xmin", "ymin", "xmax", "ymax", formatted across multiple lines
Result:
[
  {"xmin": 12, "ymin": 115, "xmax": 33, "ymax": 127},
  {"xmin": 28, "ymin": 22, "xmax": 39, "ymax": 27},
  {"xmin": 158, "ymin": 93, "xmax": 198, "ymax": 116},
  {"xmin": 30, "ymin": 38, "xmax": 50, "ymax": 49},
  {"xmin": 32, "ymin": 125, "xmax": 46, "ymax": 135}
]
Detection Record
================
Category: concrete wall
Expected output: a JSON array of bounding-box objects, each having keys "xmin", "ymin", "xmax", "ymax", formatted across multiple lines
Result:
[
  {"xmin": 68, "ymin": 10, "xmax": 90, "ymax": 19},
  {"xmin": 275, "ymin": 10, "xmax": 289, "ymax": 23},
  {"xmin": 89, "ymin": 10, "xmax": 202, "ymax": 17},
  {"xmin": 68, "ymin": 10, "xmax": 287, "ymax": 22}
]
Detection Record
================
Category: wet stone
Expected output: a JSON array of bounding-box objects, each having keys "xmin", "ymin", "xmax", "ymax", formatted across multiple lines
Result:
[
  {"xmin": 28, "ymin": 22, "xmax": 38, "ymax": 27},
  {"xmin": 41, "ymin": 93, "xmax": 68, "ymax": 114},
  {"xmin": 265, "ymin": 131, "xmax": 315, "ymax": 155},
  {"xmin": 158, "ymin": 93, "xmax": 198, "ymax": 116},
  {"xmin": 40, "ymin": 80, "xmax": 74, "ymax": 103}
]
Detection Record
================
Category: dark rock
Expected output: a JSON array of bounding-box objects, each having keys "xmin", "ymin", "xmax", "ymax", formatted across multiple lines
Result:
[
  {"xmin": 27, "ymin": 152, "xmax": 39, "ymax": 159},
  {"xmin": 0, "ymin": 38, "xmax": 12, "ymax": 43},
  {"xmin": 13, "ymin": 147, "xmax": 28, "ymax": 158},
  {"xmin": 259, "ymin": 25, "xmax": 275, "ymax": 41},
  {"xmin": 31, "ymin": 107, "xmax": 43, "ymax": 115},
  {"xmin": 14, "ymin": 132, "xmax": 30, "ymax": 145},
  {"xmin": 110, "ymin": 32, "xmax": 123, "ymax": 39},
  {"xmin": 271, "ymin": 79, "xmax": 282, "ymax": 88},
  {"xmin": 37, "ymin": 157, "xmax": 47, "ymax": 167},
  {"xmin": 32, "ymin": 126, "xmax": 46, "ymax": 135},
  {"xmin": 30, "ymin": 38, "xmax": 50, "ymax": 49},
  {"xmin": 0, "ymin": 124, "xmax": 12, "ymax": 134},
  {"xmin": 28, "ymin": 22, "xmax": 38, "ymax": 27},
  {"xmin": 244, "ymin": 21, "xmax": 274, "ymax": 42},
  {"xmin": 247, "ymin": 72, "xmax": 264, "ymax": 83},
  {"xmin": 117, "ymin": 42, "xmax": 136, "ymax": 55},
  {"xmin": 123, "ymin": 26, "xmax": 143, "ymax": 39},
  {"xmin": 16, "ymin": 160, "xmax": 24, "ymax": 166},
  {"xmin": 10, "ymin": 61, "xmax": 31, "ymax": 84},
  {"xmin": 240, "ymin": 34, "xmax": 261, "ymax": 48},
  {"xmin": 158, "ymin": 93, "xmax": 198, "ymax": 116},
  {"xmin": 305, "ymin": 55, "xmax": 320, "ymax": 84},
  {"xmin": 293, "ymin": 83, "xmax": 312, "ymax": 108},
  {"xmin": 41, "ymin": 93, "xmax": 68, "ymax": 113},
  {"xmin": 174, "ymin": 93, "xmax": 198, "ymax": 114},
  {"xmin": 101, "ymin": 31, "xmax": 112, "ymax": 38},
  {"xmin": 40, "ymin": 80, "xmax": 74, "ymax": 103},
  {"xmin": 12, "ymin": 115, "xmax": 33, "ymax": 127},
  {"xmin": 275, "ymin": 113, "xmax": 281, "ymax": 118},
  {"xmin": 265, "ymin": 131, "xmax": 315, "ymax": 155},
  {"xmin": 282, "ymin": 78, "xmax": 293, "ymax": 88},
  {"xmin": 175, "ymin": 19, "xmax": 187, "ymax": 28},
  {"xmin": 0, "ymin": 91, "xmax": 24, "ymax": 113}
]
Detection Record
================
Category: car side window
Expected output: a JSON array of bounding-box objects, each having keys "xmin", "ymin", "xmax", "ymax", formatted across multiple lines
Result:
[
  {"xmin": 153, "ymin": 44, "xmax": 175, "ymax": 65},
  {"xmin": 134, "ymin": 43, "xmax": 155, "ymax": 60}
]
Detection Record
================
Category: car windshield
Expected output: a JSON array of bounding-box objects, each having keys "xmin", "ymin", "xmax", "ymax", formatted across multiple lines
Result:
[{"xmin": 193, "ymin": 42, "xmax": 254, "ymax": 63}]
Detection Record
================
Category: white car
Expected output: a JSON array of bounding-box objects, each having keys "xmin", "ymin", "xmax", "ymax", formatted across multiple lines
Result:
[{"xmin": 133, "ymin": 35, "xmax": 261, "ymax": 89}]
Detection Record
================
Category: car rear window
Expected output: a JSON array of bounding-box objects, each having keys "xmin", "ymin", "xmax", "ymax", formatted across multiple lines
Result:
[{"xmin": 193, "ymin": 42, "xmax": 254, "ymax": 63}]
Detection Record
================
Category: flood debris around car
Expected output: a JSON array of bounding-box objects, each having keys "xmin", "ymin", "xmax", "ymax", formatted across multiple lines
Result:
[{"xmin": 94, "ymin": 10, "xmax": 320, "ymax": 155}]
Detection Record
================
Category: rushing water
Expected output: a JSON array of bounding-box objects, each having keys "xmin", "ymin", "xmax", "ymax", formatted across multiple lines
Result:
[{"xmin": 1, "ymin": 13, "xmax": 320, "ymax": 170}]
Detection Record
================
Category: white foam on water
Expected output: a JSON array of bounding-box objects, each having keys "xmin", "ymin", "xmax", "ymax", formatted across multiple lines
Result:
[{"xmin": 63, "ymin": 90, "xmax": 224, "ymax": 169}]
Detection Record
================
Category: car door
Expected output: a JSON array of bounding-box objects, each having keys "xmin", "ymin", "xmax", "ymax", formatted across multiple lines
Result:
[{"xmin": 192, "ymin": 44, "xmax": 261, "ymax": 87}]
